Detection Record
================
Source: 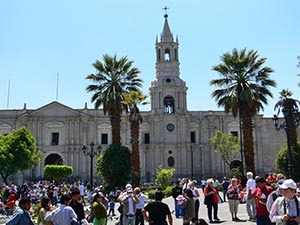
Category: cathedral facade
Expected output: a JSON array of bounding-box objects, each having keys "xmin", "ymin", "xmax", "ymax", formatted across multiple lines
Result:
[{"xmin": 0, "ymin": 14, "xmax": 286, "ymax": 184}]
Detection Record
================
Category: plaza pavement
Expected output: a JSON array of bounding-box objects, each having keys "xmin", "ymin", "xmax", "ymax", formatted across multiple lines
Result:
[
  {"xmin": 0, "ymin": 191, "xmax": 257, "ymax": 225},
  {"xmin": 106, "ymin": 192, "xmax": 257, "ymax": 225}
]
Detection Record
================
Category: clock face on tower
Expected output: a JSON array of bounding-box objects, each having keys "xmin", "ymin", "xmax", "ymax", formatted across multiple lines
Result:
[{"xmin": 166, "ymin": 123, "xmax": 175, "ymax": 132}]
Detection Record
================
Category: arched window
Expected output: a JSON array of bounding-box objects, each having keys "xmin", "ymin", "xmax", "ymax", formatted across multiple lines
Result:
[
  {"xmin": 164, "ymin": 96, "xmax": 175, "ymax": 114},
  {"xmin": 45, "ymin": 154, "xmax": 63, "ymax": 165},
  {"xmin": 174, "ymin": 49, "xmax": 178, "ymax": 61},
  {"xmin": 168, "ymin": 156, "xmax": 175, "ymax": 167},
  {"xmin": 164, "ymin": 49, "xmax": 170, "ymax": 61},
  {"xmin": 157, "ymin": 49, "xmax": 161, "ymax": 61}
]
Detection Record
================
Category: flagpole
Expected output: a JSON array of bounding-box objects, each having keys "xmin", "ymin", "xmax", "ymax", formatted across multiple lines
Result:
[{"xmin": 7, "ymin": 79, "xmax": 10, "ymax": 109}]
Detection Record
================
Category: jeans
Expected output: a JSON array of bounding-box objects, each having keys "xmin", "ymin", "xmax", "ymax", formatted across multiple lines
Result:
[
  {"xmin": 174, "ymin": 200, "xmax": 180, "ymax": 217},
  {"xmin": 123, "ymin": 214, "xmax": 135, "ymax": 225},
  {"xmin": 246, "ymin": 198, "xmax": 256, "ymax": 218}
]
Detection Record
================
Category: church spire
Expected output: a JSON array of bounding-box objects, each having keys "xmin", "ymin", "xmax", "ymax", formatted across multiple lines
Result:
[{"xmin": 161, "ymin": 7, "xmax": 173, "ymax": 42}]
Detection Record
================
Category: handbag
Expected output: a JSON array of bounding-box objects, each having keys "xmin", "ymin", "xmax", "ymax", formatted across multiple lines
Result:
[
  {"xmin": 86, "ymin": 209, "xmax": 94, "ymax": 223},
  {"xmin": 227, "ymin": 191, "xmax": 239, "ymax": 199},
  {"xmin": 204, "ymin": 195, "xmax": 209, "ymax": 205}
]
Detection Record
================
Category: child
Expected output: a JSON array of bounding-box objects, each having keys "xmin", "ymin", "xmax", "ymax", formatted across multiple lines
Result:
[{"xmin": 108, "ymin": 197, "xmax": 116, "ymax": 216}]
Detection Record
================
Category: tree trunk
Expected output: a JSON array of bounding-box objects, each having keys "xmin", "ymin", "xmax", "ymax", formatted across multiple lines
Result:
[
  {"xmin": 241, "ymin": 107, "xmax": 255, "ymax": 173},
  {"xmin": 287, "ymin": 112, "xmax": 297, "ymax": 147},
  {"xmin": 110, "ymin": 108, "xmax": 121, "ymax": 144},
  {"xmin": 131, "ymin": 121, "xmax": 141, "ymax": 187}
]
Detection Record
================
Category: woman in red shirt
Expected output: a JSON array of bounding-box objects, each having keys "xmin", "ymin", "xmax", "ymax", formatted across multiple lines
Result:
[{"xmin": 204, "ymin": 179, "xmax": 220, "ymax": 223}]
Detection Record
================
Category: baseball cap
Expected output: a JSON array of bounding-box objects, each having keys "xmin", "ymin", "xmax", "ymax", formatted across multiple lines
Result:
[
  {"xmin": 127, "ymin": 188, "xmax": 133, "ymax": 193},
  {"xmin": 279, "ymin": 179, "xmax": 297, "ymax": 190},
  {"xmin": 277, "ymin": 179, "xmax": 284, "ymax": 185}
]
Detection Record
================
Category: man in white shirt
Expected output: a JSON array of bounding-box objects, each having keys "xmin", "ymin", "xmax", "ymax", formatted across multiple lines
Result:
[
  {"xmin": 246, "ymin": 171, "xmax": 256, "ymax": 221},
  {"xmin": 45, "ymin": 194, "xmax": 78, "ymax": 225},
  {"xmin": 79, "ymin": 183, "xmax": 86, "ymax": 205},
  {"xmin": 134, "ymin": 187, "xmax": 148, "ymax": 225}
]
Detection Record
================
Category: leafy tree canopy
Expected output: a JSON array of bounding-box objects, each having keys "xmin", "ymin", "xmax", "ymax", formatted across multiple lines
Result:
[
  {"xmin": 97, "ymin": 144, "xmax": 131, "ymax": 191},
  {"xmin": 276, "ymin": 143, "xmax": 300, "ymax": 181},
  {"xmin": 44, "ymin": 165, "xmax": 74, "ymax": 184},
  {"xmin": 0, "ymin": 126, "xmax": 41, "ymax": 184},
  {"xmin": 155, "ymin": 165, "xmax": 175, "ymax": 188},
  {"xmin": 210, "ymin": 130, "xmax": 240, "ymax": 167}
]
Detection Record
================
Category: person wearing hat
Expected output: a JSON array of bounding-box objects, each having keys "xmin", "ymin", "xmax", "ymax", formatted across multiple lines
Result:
[
  {"xmin": 92, "ymin": 192, "xmax": 107, "ymax": 225},
  {"xmin": 6, "ymin": 197, "xmax": 35, "ymax": 225},
  {"xmin": 266, "ymin": 179, "xmax": 285, "ymax": 213},
  {"xmin": 118, "ymin": 187, "xmax": 139, "ymax": 225},
  {"xmin": 172, "ymin": 180, "xmax": 183, "ymax": 218},
  {"xmin": 269, "ymin": 179, "xmax": 300, "ymax": 225},
  {"xmin": 45, "ymin": 194, "xmax": 78, "ymax": 225}
]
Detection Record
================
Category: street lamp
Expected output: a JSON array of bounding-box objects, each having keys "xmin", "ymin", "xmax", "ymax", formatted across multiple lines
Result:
[
  {"xmin": 273, "ymin": 109, "xmax": 300, "ymax": 179},
  {"xmin": 82, "ymin": 141, "xmax": 101, "ymax": 190}
]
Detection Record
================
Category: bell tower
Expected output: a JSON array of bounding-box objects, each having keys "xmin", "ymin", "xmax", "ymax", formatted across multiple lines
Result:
[{"xmin": 150, "ymin": 12, "xmax": 188, "ymax": 114}]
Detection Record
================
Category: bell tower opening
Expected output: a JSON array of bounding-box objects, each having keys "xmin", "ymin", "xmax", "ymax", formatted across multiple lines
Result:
[
  {"xmin": 164, "ymin": 49, "xmax": 171, "ymax": 61},
  {"xmin": 164, "ymin": 96, "xmax": 175, "ymax": 114}
]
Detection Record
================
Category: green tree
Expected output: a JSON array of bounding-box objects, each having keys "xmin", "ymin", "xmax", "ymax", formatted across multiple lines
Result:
[
  {"xmin": 274, "ymin": 89, "xmax": 300, "ymax": 146},
  {"xmin": 210, "ymin": 48, "xmax": 276, "ymax": 173},
  {"xmin": 44, "ymin": 165, "xmax": 74, "ymax": 184},
  {"xmin": 275, "ymin": 143, "xmax": 300, "ymax": 181},
  {"xmin": 0, "ymin": 126, "xmax": 41, "ymax": 184},
  {"xmin": 97, "ymin": 144, "xmax": 131, "ymax": 190},
  {"xmin": 122, "ymin": 90, "xmax": 149, "ymax": 187},
  {"xmin": 86, "ymin": 54, "xmax": 143, "ymax": 144},
  {"xmin": 210, "ymin": 130, "xmax": 240, "ymax": 167},
  {"xmin": 155, "ymin": 165, "xmax": 175, "ymax": 188}
]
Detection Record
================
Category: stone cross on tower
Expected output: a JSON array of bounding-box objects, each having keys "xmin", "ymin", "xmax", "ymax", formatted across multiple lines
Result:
[{"xmin": 162, "ymin": 5, "xmax": 169, "ymax": 16}]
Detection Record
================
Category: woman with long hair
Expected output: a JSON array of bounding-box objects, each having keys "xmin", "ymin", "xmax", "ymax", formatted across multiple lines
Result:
[{"xmin": 37, "ymin": 197, "xmax": 54, "ymax": 225}]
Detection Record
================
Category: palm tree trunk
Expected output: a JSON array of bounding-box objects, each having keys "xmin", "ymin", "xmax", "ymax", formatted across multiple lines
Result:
[
  {"xmin": 131, "ymin": 121, "xmax": 141, "ymax": 187},
  {"xmin": 241, "ymin": 107, "xmax": 255, "ymax": 173},
  {"xmin": 287, "ymin": 112, "xmax": 297, "ymax": 146},
  {"xmin": 110, "ymin": 108, "xmax": 121, "ymax": 144}
]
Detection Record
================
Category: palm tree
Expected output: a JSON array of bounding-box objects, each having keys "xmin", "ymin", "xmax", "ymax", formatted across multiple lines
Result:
[
  {"xmin": 86, "ymin": 54, "xmax": 143, "ymax": 144},
  {"xmin": 122, "ymin": 90, "xmax": 149, "ymax": 186},
  {"xmin": 274, "ymin": 89, "xmax": 300, "ymax": 146},
  {"xmin": 210, "ymin": 48, "xmax": 276, "ymax": 173}
]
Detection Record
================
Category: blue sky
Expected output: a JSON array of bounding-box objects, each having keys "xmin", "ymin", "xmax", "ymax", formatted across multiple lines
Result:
[{"xmin": 1, "ymin": 1, "xmax": 299, "ymax": 117}]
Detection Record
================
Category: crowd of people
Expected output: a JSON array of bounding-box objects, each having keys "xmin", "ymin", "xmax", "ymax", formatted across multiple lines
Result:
[{"xmin": 1, "ymin": 173, "xmax": 300, "ymax": 225}]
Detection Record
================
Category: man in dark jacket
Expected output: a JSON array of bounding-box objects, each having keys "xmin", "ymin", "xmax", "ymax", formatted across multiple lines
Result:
[{"xmin": 172, "ymin": 180, "xmax": 183, "ymax": 218}]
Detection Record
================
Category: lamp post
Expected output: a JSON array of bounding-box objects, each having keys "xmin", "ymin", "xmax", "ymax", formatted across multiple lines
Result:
[
  {"xmin": 82, "ymin": 141, "xmax": 101, "ymax": 190},
  {"xmin": 273, "ymin": 109, "xmax": 300, "ymax": 179}
]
